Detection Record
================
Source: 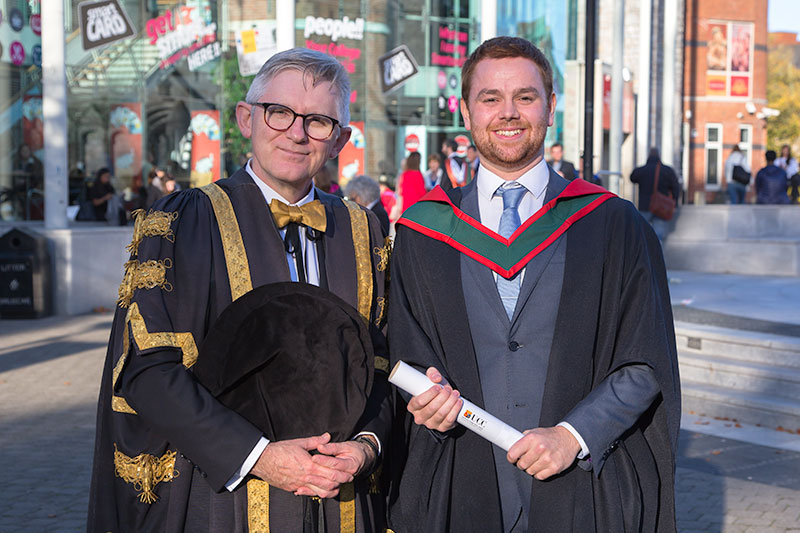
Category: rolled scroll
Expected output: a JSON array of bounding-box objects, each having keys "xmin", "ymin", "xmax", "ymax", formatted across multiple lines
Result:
[{"xmin": 389, "ymin": 360, "xmax": 524, "ymax": 451}]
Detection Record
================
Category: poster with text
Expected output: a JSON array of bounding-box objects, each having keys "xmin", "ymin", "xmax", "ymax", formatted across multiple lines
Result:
[
  {"xmin": 110, "ymin": 103, "xmax": 142, "ymax": 185},
  {"xmin": 189, "ymin": 110, "xmax": 221, "ymax": 187},
  {"xmin": 337, "ymin": 121, "xmax": 364, "ymax": 187}
]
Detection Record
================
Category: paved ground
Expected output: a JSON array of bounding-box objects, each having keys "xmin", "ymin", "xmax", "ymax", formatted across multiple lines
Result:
[{"xmin": 2, "ymin": 270, "xmax": 800, "ymax": 531}]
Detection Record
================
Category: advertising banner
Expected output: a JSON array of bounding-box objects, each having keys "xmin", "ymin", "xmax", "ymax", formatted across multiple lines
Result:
[
  {"xmin": 338, "ymin": 121, "xmax": 364, "ymax": 187},
  {"xmin": 235, "ymin": 22, "xmax": 277, "ymax": 76},
  {"xmin": 705, "ymin": 21, "xmax": 752, "ymax": 98},
  {"xmin": 78, "ymin": 0, "xmax": 135, "ymax": 51},
  {"xmin": 110, "ymin": 103, "xmax": 142, "ymax": 184},
  {"xmin": 22, "ymin": 95, "xmax": 43, "ymax": 151},
  {"xmin": 189, "ymin": 110, "xmax": 221, "ymax": 187}
]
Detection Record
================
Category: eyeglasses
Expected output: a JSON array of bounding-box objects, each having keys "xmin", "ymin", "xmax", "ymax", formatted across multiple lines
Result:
[{"xmin": 254, "ymin": 102, "xmax": 340, "ymax": 141}]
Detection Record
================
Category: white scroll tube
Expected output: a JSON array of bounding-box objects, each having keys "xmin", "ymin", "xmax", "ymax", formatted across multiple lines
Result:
[{"xmin": 389, "ymin": 360, "xmax": 524, "ymax": 451}]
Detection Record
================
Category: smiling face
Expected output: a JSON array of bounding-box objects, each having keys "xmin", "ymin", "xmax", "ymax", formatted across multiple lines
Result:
[
  {"xmin": 236, "ymin": 69, "xmax": 351, "ymax": 202},
  {"xmin": 460, "ymin": 57, "xmax": 555, "ymax": 181}
]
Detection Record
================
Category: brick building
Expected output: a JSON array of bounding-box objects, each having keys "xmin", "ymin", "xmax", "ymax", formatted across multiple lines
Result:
[{"xmin": 683, "ymin": 0, "xmax": 768, "ymax": 203}]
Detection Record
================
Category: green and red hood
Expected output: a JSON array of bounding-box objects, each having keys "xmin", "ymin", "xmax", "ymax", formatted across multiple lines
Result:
[{"xmin": 396, "ymin": 179, "xmax": 615, "ymax": 279}]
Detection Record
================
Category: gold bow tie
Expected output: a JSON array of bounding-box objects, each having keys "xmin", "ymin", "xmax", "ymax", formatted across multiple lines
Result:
[{"xmin": 269, "ymin": 199, "xmax": 327, "ymax": 233}]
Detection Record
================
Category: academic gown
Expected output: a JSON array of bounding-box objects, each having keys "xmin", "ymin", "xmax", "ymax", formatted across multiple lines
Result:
[
  {"xmin": 386, "ymin": 184, "xmax": 680, "ymax": 532},
  {"xmin": 88, "ymin": 169, "xmax": 392, "ymax": 532}
]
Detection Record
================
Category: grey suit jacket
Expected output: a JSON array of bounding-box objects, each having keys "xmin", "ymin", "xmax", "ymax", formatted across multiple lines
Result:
[{"xmin": 459, "ymin": 170, "xmax": 659, "ymax": 475}]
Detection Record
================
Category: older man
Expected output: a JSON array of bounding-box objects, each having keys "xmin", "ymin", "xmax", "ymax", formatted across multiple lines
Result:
[
  {"xmin": 88, "ymin": 48, "xmax": 391, "ymax": 532},
  {"xmin": 388, "ymin": 37, "xmax": 680, "ymax": 532},
  {"xmin": 344, "ymin": 174, "xmax": 390, "ymax": 235}
]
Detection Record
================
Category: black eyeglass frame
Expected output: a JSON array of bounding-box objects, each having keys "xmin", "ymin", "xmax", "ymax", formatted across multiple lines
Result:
[{"xmin": 253, "ymin": 102, "xmax": 341, "ymax": 141}]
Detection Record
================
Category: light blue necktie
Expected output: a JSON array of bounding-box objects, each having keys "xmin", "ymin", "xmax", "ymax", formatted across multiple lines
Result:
[{"xmin": 496, "ymin": 182, "xmax": 527, "ymax": 320}]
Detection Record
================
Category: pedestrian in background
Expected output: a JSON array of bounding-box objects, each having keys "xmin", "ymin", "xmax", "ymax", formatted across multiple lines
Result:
[
  {"xmin": 423, "ymin": 153, "xmax": 443, "ymax": 191},
  {"xmin": 724, "ymin": 144, "xmax": 750, "ymax": 204},
  {"xmin": 630, "ymin": 148, "xmax": 680, "ymax": 242},
  {"xmin": 344, "ymin": 174, "xmax": 390, "ymax": 235},
  {"xmin": 547, "ymin": 142, "xmax": 577, "ymax": 181},
  {"xmin": 378, "ymin": 174, "xmax": 398, "ymax": 223},
  {"xmin": 775, "ymin": 144, "xmax": 798, "ymax": 179},
  {"xmin": 441, "ymin": 137, "xmax": 466, "ymax": 190},
  {"xmin": 755, "ymin": 150, "xmax": 790, "ymax": 205},
  {"xmin": 466, "ymin": 143, "xmax": 480, "ymax": 182},
  {"xmin": 397, "ymin": 151, "xmax": 426, "ymax": 212}
]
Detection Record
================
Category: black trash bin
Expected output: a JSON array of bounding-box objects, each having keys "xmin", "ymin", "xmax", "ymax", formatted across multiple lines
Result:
[{"xmin": 0, "ymin": 227, "xmax": 52, "ymax": 318}]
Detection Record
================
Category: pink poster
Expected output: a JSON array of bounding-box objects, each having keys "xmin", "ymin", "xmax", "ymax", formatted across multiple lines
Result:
[
  {"xmin": 110, "ymin": 103, "xmax": 143, "ymax": 183},
  {"xmin": 338, "ymin": 121, "xmax": 364, "ymax": 187},
  {"xmin": 189, "ymin": 110, "xmax": 221, "ymax": 186}
]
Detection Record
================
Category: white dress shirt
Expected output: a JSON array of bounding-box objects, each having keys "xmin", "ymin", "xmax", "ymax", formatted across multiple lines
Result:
[
  {"xmin": 226, "ymin": 163, "xmax": 380, "ymax": 490},
  {"xmin": 474, "ymin": 160, "xmax": 590, "ymax": 459}
]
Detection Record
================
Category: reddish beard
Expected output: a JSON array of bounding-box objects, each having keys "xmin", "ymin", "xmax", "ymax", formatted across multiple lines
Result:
[{"xmin": 473, "ymin": 119, "xmax": 548, "ymax": 172}]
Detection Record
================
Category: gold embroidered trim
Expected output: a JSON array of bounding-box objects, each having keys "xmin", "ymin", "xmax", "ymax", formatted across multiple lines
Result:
[
  {"xmin": 375, "ymin": 296, "xmax": 386, "ymax": 327},
  {"xmin": 117, "ymin": 258, "xmax": 174, "ymax": 308},
  {"xmin": 112, "ymin": 321, "xmax": 131, "ymax": 388},
  {"xmin": 339, "ymin": 481, "xmax": 356, "ymax": 533},
  {"xmin": 128, "ymin": 302, "xmax": 199, "ymax": 369},
  {"xmin": 111, "ymin": 395, "xmax": 137, "ymax": 414},
  {"xmin": 374, "ymin": 356, "xmax": 390, "ymax": 374},
  {"xmin": 343, "ymin": 200, "xmax": 372, "ymax": 323},
  {"xmin": 113, "ymin": 444, "xmax": 179, "ymax": 504},
  {"xmin": 200, "ymin": 183, "xmax": 253, "ymax": 301},
  {"xmin": 374, "ymin": 236, "xmax": 392, "ymax": 272},
  {"xmin": 247, "ymin": 479, "xmax": 270, "ymax": 533},
  {"xmin": 127, "ymin": 210, "xmax": 178, "ymax": 256}
]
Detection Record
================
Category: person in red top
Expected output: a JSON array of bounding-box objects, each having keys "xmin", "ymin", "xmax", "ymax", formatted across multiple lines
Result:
[
  {"xmin": 378, "ymin": 174, "xmax": 398, "ymax": 222},
  {"xmin": 397, "ymin": 152, "xmax": 426, "ymax": 212}
]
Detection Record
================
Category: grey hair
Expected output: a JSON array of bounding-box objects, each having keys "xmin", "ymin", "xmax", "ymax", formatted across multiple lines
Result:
[
  {"xmin": 343, "ymin": 175, "xmax": 381, "ymax": 205},
  {"xmin": 246, "ymin": 48, "xmax": 351, "ymax": 126}
]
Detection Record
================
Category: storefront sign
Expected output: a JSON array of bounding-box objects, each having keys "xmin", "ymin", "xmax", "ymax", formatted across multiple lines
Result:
[
  {"xmin": 447, "ymin": 95, "xmax": 459, "ymax": 113},
  {"xmin": 304, "ymin": 16, "xmax": 364, "ymax": 42},
  {"xmin": 187, "ymin": 41, "xmax": 220, "ymax": 71},
  {"xmin": 189, "ymin": 111, "xmax": 221, "ymax": 187},
  {"xmin": 145, "ymin": 5, "xmax": 217, "ymax": 70},
  {"xmin": 236, "ymin": 23, "xmax": 276, "ymax": 77},
  {"xmin": 432, "ymin": 25, "xmax": 468, "ymax": 67},
  {"xmin": 110, "ymin": 103, "xmax": 143, "ymax": 183},
  {"xmin": 338, "ymin": 122, "xmax": 364, "ymax": 187},
  {"xmin": 404, "ymin": 134, "xmax": 420, "ymax": 152},
  {"xmin": 455, "ymin": 135, "xmax": 470, "ymax": 157},
  {"xmin": 378, "ymin": 45, "xmax": 419, "ymax": 94},
  {"xmin": 78, "ymin": 0, "xmax": 135, "ymax": 51},
  {"xmin": 306, "ymin": 40, "xmax": 360, "ymax": 74}
]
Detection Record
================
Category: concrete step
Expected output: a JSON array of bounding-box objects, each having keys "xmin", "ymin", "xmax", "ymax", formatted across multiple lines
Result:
[
  {"xmin": 664, "ymin": 239, "xmax": 800, "ymax": 276},
  {"xmin": 678, "ymin": 351, "xmax": 800, "ymax": 400},
  {"xmin": 675, "ymin": 322, "xmax": 800, "ymax": 432},
  {"xmin": 663, "ymin": 205, "xmax": 800, "ymax": 276},
  {"xmin": 681, "ymin": 379, "xmax": 800, "ymax": 433},
  {"xmin": 675, "ymin": 322, "xmax": 800, "ymax": 369}
]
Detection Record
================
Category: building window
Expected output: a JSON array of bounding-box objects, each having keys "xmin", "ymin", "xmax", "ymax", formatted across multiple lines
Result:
[
  {"xmin": 705, "ymin": 124, "xmax": 723, "ymax": 189},
  {"xmin": 739, "ymin": 124, "xmax": 753, "ymax": 169}
]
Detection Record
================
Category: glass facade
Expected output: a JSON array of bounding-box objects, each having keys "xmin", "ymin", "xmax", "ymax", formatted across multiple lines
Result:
[{"xmin": 1, "ymin": 0, "xmax": 572, "ymax": 221}]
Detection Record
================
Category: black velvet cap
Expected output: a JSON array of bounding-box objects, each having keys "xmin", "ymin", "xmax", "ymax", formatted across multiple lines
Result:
[{"xmin": 193, "ymin": 282, "xmax": 374, "ymax": 442}]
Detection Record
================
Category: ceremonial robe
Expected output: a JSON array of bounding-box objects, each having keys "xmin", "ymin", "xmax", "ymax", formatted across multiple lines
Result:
[
  {"xmin": 387, "ymin": 181, "xmax": 680, "ymax": 532},
  {"xmin": 88, "ymin": 169, "xmax": 391, "ymax": 532}
]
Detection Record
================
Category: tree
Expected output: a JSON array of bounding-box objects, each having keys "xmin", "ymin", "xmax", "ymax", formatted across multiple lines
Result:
[
  {"xmin": 767, "ymin": 45, "xmax": 800, "ymax": 153},
  {"xmin": 218, "ymin": 52, "xmax": 255, "ymax": 175}
]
